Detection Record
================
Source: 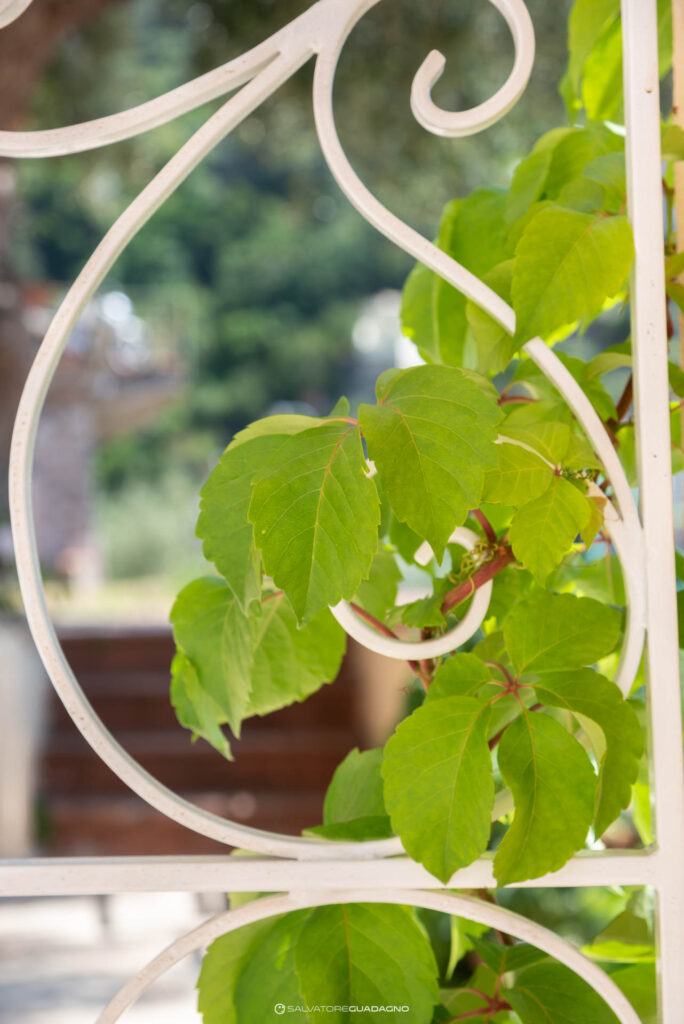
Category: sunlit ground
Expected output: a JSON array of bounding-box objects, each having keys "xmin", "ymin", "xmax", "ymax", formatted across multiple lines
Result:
[{"xmin": 0, "ymin": 892, "xmax": 212, "ymax": 1023}]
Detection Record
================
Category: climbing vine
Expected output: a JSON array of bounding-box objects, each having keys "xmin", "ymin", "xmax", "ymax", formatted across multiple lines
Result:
[{"xmin": 169, "ymin": 1, "xmax": 681, "ymax": 1020}]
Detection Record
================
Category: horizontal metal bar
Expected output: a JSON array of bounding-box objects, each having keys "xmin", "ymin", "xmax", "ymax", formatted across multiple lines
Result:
[{"xmin": 0, "ymin": 850, "xmax": 661, "ymax": 898}]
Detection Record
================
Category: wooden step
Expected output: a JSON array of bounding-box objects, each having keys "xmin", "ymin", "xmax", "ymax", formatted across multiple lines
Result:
[
  {"xmin": 44, "ymin": 790, "xmax": 325, "ymax": 855},
  {"xmin": 39, "ymin": 624, "xmax": 366, "ymax": 855},
  {"xmin": 41, "ymin": 726, "xmax": 352, "ymax": 795},
  {"xmin": 47, "ymin": 671, "xmax": 355, "ymax": 734},
  {"xmin": 58, "ymin": 625, "xmax": 176, "ymax": 671}
]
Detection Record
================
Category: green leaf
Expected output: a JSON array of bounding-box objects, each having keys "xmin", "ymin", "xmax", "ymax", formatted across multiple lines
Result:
[
  {"xmin": 544, "ymin": 128, "xmax": 622, "ymax": 200},
  {"xmin": 666, "ymin": 250, "xmax": 684, "ymax": 279},
  {"xmin": 401, "ymin": 261, "xmax": 458, "ymax": 366},
  {"xmin": 170, "ymin": 577, "xmax": 254, "ymax": 737},
  {"xmin": 611, "ymin": 965, "xmax": 657, "ymax": 1024},
  {"xmin": 583, "ymin": 894, "xmax": 654, "ymax": 964},
  {"xmin": 306, "ymin": 748, "xmax": 393, "ymax": 840},
  {"xmin": 170, "ymin": 650, "xmax": 231, "ymax": 759},
  {"xmin": 323, "ymin": 747, "xmax": 387, "ymax": 825},
  {"xmin": 512, "ymin": 206, "xmax": 634, "ymax": 344},
  {"xmin": 388, "ymin": 514, "xmax": 424, "ymax": 563},
  {"xmin": 484, "ymin": 441, "xmax": 554, "ymax": 507},
  {"xmin": 246, "ymin": 593, "xmax": 346, "ymax": 718},
  {"xmin": 171, "ymin": 580, "xmax": 345, "ymax": 743},
  {"xmin": 382, "ymin": 696, "xmax": 494, "ymax": 882},
  {"xmin": 582, "ymin": 17, "xmax": 623, "ymax": 122},
  {"xmin": 353, "ymin": 548, "xmax": 402, "ymax": 621},
  {"xmin": 583, "ymin": 152, "xmax": 626, "ymax": 213},
  {"xmin": 508, "ymin": 477, "xmax": 591, "ymax": 584},
  {"xmin": 576, "ymin": 0, "xmax": 670, "ymax": 122},
  {"xmin": 470, "ymin": 937, "xmax": 549, "ymax": 976},
  {"xmin": 425, "ymin": 653, "xmax": 492, "ymax": 702},
  {"xmin": 445, "ymin": 919, "xmax": 490, "ymax": 981},
  {"xmin": 507, "ymin": 148, "xmax": 554, "ymax": 225},
  {"xmin": 499, "ymin": 420, "xmax": 572, "ymax": 467},
  {"xmin": 197, "ymin": 918, "xmax": 276, "ymax": 1024},
  {"xmin": 465, "ymin": 261, "xmax": 516, "ymax": 375},
  {"xmin": 294, "ymin": 904, "xmax": 439, "ymax": 1023},
  {"xmin": 532, "ymin": 669, "xmax": 643, "ymax": 835},
  {"xmin": 234, "ymin": 911, "xmax": 311, "ymax": 1021},
  {"xmin": 587, "ymin": 350, "xmax": 631, "ymax": 379},
  {"xmin": 304, "ymin": 816, "xmax": 394, "ymax": 840},
  {"xmin": 359, "ymin": 366, "xmax": 502, "ymax": 561},
  {"xmin": 632, "ymin": 760, "xmax": 654, "ymax": 846},
  {"xmin": 505, "ymin": 961, "xmax": 620, "ymax": 1023},
  {"xmin": 441, "ymin": 965, "xmax": 500, "ymax": 1022},
  {"xmin": 494, "ymin": 712, "xmax": 597, "ymax": 885},
  {"xmin": 399, "ymin": 579, "xmax": 451, "ymax": 629},
  {"xmin": 504, "ymin": 592, "xmax": 622, "ymax": 674},
  {"xmin": 329, "ymin": 395, "xmax": 351, "ymax": 417},
  {"xmin": 669, "ymin": 360, "xmax": 684, "ymax": 398},
  {"xmin": 401, "ymin": 192, "xmax": 508, "ymax": 365},
  {"xmin": 566, "ymin": 0, "xmax": 619, "ymax": 96},
  {"xmin": 197, "ymin": 417, "xmax": 319, "ymax": 610},
  {"xmin": 249, "ymin": 420, "xmax": 379, "ymax": 622},
  {"xmin": 580, "ymin": 494, "xmax": 606, "ymax": 550},
  {"xmin": 557, "ymin": 178, "xmax": 606, "ymax": 215},
  {"xmin": 666, "ymin": 280, "xmax": 684, "ymax": 316}
]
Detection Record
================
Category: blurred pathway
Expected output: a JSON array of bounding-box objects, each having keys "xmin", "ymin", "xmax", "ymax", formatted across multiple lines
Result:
[{"xmin": 0, "ymin": 892, "xmax": 213, "ymax": 1023}]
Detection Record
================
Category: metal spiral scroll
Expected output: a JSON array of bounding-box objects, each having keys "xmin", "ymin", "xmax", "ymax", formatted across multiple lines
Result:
[{"xmin": 3, "ymin": 1, "xmax": 645, "ymax": 1021}]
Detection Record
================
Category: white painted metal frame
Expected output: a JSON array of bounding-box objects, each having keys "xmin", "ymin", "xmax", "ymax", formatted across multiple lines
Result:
[{"xmin": 0, "ymin": 0, "xmax": 680, "ymax": 1020}]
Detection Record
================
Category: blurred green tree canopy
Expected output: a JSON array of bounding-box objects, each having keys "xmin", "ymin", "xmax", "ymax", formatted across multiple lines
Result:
[{"xmin": 8, "ymin": 0, "xmax": 571, "ymax": 577}]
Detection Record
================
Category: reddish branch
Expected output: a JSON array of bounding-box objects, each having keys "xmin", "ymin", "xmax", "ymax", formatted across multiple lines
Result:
[
  {"xmin": 472, "ymin": 508, "xmax": 497, "ymax": 544},
  {"xmin": 349, "ymin": 601, "xmax": 423, "ymax": 681},
  {"xmin": 441, "ymin": 544, "xmax": 515, "ymax": 614},
  {"xmin": 448, "ymin": 1002, "xmax": 512, "ymax": 1022},
  {"xmin": 615, "ymin": 374, "xmax": 633, "ymax": 422},
  {"xmin": 497, "ymin": 394, "xmax": 536, "ymax": 406}
]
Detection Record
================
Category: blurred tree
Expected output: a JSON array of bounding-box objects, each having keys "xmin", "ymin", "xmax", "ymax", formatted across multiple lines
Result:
[
  {"xmin": 0, "ymin": 0, "xmax": 126, "ymax": 520},
  {"xmin": 3, "ymin": 0, "xmax": 572, "ymax": 578}
]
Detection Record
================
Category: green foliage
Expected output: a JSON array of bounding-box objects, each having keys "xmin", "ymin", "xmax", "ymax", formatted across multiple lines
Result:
[
  {"xmin": 494, "ymin": 712, "xmax": 598, "ymax": 885},
  {"xmin": 505, "ymin": 961, "xmax": 620, "ymax": 1023},
  {"xmin": 583, "ymin": 893, "xmax": 655, "ymax": 964},
  {"xmin": 512, "ymin": 206, "xmax": 633, "ymax": 344},
  {"xmin": 197, "ymin": 918, "xmax": 275, "ymax": 1024},
  {"xmin": 503, "ymin": 593, "xmax": 621, "ymax": 674},
  {"xmin": 382, "ymin": 697, "xmax": 494, "ymax": 883},
  {"xmin": 249, "ymin": 420, "xmax": 379, "ymax": 622},
  {"xmin": 533, "ymin": 670, "xmax": 643, "ymax": 835},
  {"xmin": 508, "ymin": 476, "xmax": 591, "ymax": 584},
  {"xmin": 295, "ymin": 905, "xmax": 440, "ymax": 1023},
  {"xmin": 359, "ymin": 365, "xmax": 502, "ymax": 560},
  {"xmin": 155, "ymin": 0, "xmax": 677, "ymax": 1014},
  {"xmin": 196, "ymin": 416, "xmax": 318, "ymax": 611},
  {"xmin": 170, "ymin": 577, "xmax": 345, "ymax": 754},
  {"xmin": 305, "ymin": 748, "xmax": 393, "ymax": 840}
]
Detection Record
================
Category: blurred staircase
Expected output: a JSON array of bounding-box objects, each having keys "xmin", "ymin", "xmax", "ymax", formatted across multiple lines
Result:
[{"xmin": 39, "ymin": 626, "xmax": 365, "ymax": 855}]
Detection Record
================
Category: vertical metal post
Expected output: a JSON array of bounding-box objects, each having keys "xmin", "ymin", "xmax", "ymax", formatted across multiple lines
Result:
[{"xmin": 622, "ymin": 1, "xmax": 684, "ymax": 1019}]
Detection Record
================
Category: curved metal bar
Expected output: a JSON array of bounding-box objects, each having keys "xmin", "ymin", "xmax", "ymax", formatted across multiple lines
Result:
[
  {"xmin": 523, "ymin": 339, "xmax": 646, "ymax": 698},
  {"xmin": 5, "ymin": 0, "xmax": 645, "ymax": 864},
  {"xmin": 8, "ymin": 45, "xmax": 398, "ymax": 862},
  {"xmin": 0, "ymin": 0, "xmax": 32, "ymax": 29},
  {"xmin": 95, "ymin": 889, "xmax": 642, "ymax": 1024},
  {"xmin": 411, "ymin": 0, "xmax": 535, "ymax": 137},
  {"xmin": 331, "ymin": 526, "xmax": 493, "ymax": 659},
  {"xmin": 0, "ymin": 3, "xmax": 329, "ymax": 158},
  {"xmin": 313, "ymin": 10, "xmax": 645, "ymax": 697}
]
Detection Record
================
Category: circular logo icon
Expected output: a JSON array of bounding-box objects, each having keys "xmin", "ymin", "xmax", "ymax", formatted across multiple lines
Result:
[{"xmin": 274, "ymin": 1004, "xmax": 286, "ymax": 1016}]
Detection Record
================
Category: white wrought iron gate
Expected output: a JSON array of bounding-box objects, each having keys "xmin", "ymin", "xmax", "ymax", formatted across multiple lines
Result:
[{"xmin": 0, "ymin": 0, "xmax": 682, "ymax": 1021}]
